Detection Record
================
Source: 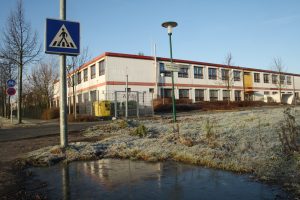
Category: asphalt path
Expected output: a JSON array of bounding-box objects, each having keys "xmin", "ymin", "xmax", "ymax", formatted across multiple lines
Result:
[{"xmin": 0, "ymin": 121, "xmax": 103, "ymax": 142}]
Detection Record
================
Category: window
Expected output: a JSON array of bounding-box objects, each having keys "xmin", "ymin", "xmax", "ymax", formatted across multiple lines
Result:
[
  {"xmin": 296, "ymin": 92, "xmax": 299, "ymax": 99},
  {"xmin": 149, "ymin": 88, "xmax": 154, "ymax": 93},
  {"xmin": 90, "ymin": 90, "xmax": 97, "ymax": 102},
  {"xmin": 233, "ymin": 70, "xmax": 241, "ymax": 81},
  {"xmin": 159, "ymin": 63, "xmax": 171, "ymax": 77},
  {"xmin": 83, "ymin": 92, "xmax": 89, "ymax": 102},
  {"xmin": 99, "ymin": 60, "xmax": 105, "ymax": 76},
  {"xmin": 272, "ymin": 91, "xmax": 278, "ymax": 95},
  {"xmin": 254, "ymin": 73, "xmax": 260, "ymax": 83},
  {"xmin": 77, "ymin": 94, "xmax": 82, "ymax": 103},
  {"xmin": 234, "ymin": 90, "xmax": 241, "ymax": 101},
  {"xmin": 263, "ymin": 74, "xmax": 269, "ymax": 83},
  {"xmin": 208, "ymin": 68, "xmax": 217, "ymax": 80},
  {"xmin": 77, "ymin": 71, "xmax": 81, "ymax": 84},
  {"xmin": 125, "ymin": 88, "xmax": 131, "ymax": 92},
  {"xmin": 83, "ymin": 68, "xmax": 88, "ymax": 82},
  {"xmin": 194, "ymin": 66, "xmax": 203, "ymax": 79},
  {"xmin": 195, "ymin": 89, "xmax": 204, "ymax": 101},
  {"xmin": 161, "ymin": 88, "xmax": 172, "ymax": 98},
  {"xmin": 264, "ymin": 91, "xmax": 270, "ymax": 95},
  {"xmin": 179, "ymin": 89, "xmax": 189, "ymax": 99},
  {"xmin": 90, "ymin": 65, "xmax": 96, "ymax": 79},
  {"xmin": 209, "ymin": 90, "xmax": 218, "ymax": 101},
  {"xmin": 223, "ymin": 90, "xmax": 230, "ymax": 101},
  {"xmin": 178, "ymin": 68, "xmax": 188, "ymax": 78},
  {"xmin": 280, "ymin": 75, "xmax": 285, "ymax": 84},
  {"xmin": 272, "ymin": 74, "xmax": 278, "ymax": 84},
  {"xmin": 287, "ymin": 76, "xmax": 292, "ymax": 85},
  {"xmin": 221, "ymin": 69, "xmax": 229, "ymax": 80}
]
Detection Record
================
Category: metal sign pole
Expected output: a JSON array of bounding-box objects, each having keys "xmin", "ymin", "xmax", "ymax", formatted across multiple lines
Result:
[
  {"xmin": 293, "ymin": 76, "xmax": 296, "ymax": 106},
  {"xmin": 125, "ymin": 74, "xmax": 128, "ymax": 119},
  {"xmin": 10, "ymin": 101, "xmax": 13, "ymax": 124},
  {"xmin": 60, "ymin": 0, "xmax": 68, "ymax": 148}
]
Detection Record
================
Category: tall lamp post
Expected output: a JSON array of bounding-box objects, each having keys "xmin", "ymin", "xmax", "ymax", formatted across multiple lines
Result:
[{"xmin": 162, "ymin": 21, "xmax": 177, "ymax": 122}]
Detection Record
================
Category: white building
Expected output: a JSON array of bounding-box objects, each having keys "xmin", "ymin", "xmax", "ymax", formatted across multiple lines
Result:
[{"xmin": 53, "ymin": 52, "xmax": 300, "ymax": 110}]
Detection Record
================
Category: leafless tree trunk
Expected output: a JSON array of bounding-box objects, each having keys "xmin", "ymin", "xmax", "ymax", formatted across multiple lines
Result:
[
  {"xmin": 272, "ymin": 57, "xmax": 286, "ymax": 104},
  {"xmin": 218, "ymin": 53, "xmax": 234, "ymax": 105},
  {"xmin": 0, "ymin": 0, "xmax": 41, "ymax": 123},
  {"xmin": 67, "ymin": 47, "xmax": 90, "ymax": 119}
]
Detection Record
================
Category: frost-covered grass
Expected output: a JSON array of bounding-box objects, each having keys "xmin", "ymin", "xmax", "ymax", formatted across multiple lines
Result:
[{"xmin": 22, "ymin": 107, "xmax": 300, "ymax": 197}]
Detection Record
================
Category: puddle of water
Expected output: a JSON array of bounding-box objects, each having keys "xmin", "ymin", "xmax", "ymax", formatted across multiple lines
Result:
[{"xmin": 26, "ymin": 159, "xmax": 289, "ymax": 200}]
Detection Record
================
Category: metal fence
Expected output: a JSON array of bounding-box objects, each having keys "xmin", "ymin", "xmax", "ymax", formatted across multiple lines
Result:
[
  {"xmin": 71, "ymin": 91, "xmax": 154, "ymax": 118},
  {"xmin": 112, "ymin": 91, "xmax": 154, "ymax": 118}
]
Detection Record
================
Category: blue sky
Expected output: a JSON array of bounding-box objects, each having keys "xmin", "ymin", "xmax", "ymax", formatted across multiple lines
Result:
[{"xmin": 0, "ymin": 0, "xmax": 300, "ymax": 73}]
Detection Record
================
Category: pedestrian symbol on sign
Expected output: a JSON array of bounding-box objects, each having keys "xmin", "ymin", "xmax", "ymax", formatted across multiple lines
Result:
[{"xmin": 49, "ymin": 24, "xmax": 77, "ymax": 49}]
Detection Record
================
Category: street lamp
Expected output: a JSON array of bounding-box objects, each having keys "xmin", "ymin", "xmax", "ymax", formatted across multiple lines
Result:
[{"xmin": 162, "ymin": 21, "xmax": 177, "ymax": 122}]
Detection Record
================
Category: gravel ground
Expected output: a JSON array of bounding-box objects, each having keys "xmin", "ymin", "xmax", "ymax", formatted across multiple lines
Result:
[{"xmin": 22, "ymin": 107, "xmax": 300, "ymax": 198}]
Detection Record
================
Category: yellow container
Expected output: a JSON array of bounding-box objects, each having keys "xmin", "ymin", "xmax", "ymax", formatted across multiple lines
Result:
[{"xmin": 93, "ymin": 100, "xmax": 111, "ymax": 117}]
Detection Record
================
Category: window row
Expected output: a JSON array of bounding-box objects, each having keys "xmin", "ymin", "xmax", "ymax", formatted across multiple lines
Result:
[
  {"xmin": 160, "ymin": 89, "xmax": 242, "ymax": 102},
  {"xmin": 254, "ymin": 73, "xmax": 292, "ymax": 85},
  {"xmin": 68, "ymin": 60, "xmax": 105, "ymax": 87},
  {"xmin": 160, "ymin": 63, "xmax": 242, "ymax": 81},
  {"xmin": 160, "ymin": 63, "xmax": 292, "ymax": 85}
]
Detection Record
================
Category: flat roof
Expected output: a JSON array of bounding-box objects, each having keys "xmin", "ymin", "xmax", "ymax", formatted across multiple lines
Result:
[{"xmin": 68, "ymin": 52, "xmax": 300, "ymax": 77}]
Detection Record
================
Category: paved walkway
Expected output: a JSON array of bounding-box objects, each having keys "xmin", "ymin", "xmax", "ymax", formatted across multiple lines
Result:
[{"xmin": 0, "ymin": 116, "xmax": 55, "ymax": 129}]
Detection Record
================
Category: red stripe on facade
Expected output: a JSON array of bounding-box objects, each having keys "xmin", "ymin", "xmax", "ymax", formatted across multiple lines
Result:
[
  {"xmin": 106, "ymin": 81, "xmax": 155, "ymax": 86},
  {"xmin": 70, "ymin": 81, "xmax": 298, "ymax": 95}
]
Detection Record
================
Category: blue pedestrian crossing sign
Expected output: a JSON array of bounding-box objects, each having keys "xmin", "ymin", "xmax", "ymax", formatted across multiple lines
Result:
[{"xmin": 45, "ymin": 18, "xmax": 80, "ymax": 56}]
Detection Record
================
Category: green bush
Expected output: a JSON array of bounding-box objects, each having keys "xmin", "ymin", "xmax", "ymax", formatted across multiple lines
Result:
[{"xmin": 130, "ymin": 124, "xmax": 147, "ymax": 137}]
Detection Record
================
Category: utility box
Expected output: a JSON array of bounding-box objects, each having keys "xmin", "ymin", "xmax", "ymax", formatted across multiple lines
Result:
[{"xmin": 93, "ymin": 100, "xmax": 111, "ymax": 117}]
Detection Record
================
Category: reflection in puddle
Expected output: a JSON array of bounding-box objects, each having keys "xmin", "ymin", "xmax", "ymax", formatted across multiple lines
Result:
[{"xmin": 28, "ymin": 159, "xmax": 289, "ymax": 200}]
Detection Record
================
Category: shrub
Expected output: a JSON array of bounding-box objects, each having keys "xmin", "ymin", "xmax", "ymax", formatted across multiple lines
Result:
[
  {"xmin": 204, "ymin": 118, "xmax": 215, "ymax": 139},
  {"xmin": 41, "ymin": 108, "xmax": 59, "ymax": 120},
  {"xmin": 278, "ymin": 108, "xmax": 300, "ymax": 154},
  {"xmin": 68, "ymin": 114, "xmax": 98, "ymax": 122},
  {"xmin": 130, "ymin": 124, "xmax": 147, "ymax": 137},
  {"xmin": 118, "ymin": 120, "xmax": 128, "ymax": 128}
]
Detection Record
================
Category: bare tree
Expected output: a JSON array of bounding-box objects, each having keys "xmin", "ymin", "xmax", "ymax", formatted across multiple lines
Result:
[
  {"xmin": 218, "ymin": 53, "xmax": 234, "ymax": 104},
  {"xmin": 26, "ymin": 61, "xmax": 58, "ymax": 113},
  {"xmin": 272, "ymin": 57, "xmax": 287, "ymax": 104},
  {"xmin": 67, "ymin": 47, "xmax": 91, "ymax": 118},
  {"xmin": 0, "ymin": 0, "xmax": 41, "ymax": 123}
]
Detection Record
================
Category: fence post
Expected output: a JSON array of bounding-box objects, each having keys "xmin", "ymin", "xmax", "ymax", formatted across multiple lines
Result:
[
  {"xmin": 136, "ymin": 92, "xmax": 139, "ymax": 118},
  {"xmin": 114, "ymin": 91, "xmax": 117, "ymax": 118},
  {"xmin": 151, "ymin": 93, "xmax": 154, "ymax": 116}
]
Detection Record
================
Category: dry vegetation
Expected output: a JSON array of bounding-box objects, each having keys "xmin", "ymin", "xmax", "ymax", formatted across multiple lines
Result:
[{"xmin": 21, "ymin": 107, "xmax": 300, "ymax": 197}]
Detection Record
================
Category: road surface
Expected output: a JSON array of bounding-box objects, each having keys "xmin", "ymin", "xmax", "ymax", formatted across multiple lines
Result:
[{"xmin": 0, "ymin": 121, "xmax": 102, "ymax": 142}]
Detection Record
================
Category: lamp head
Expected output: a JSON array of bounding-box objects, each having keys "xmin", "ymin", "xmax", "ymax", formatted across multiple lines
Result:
[{"xmin": 162, "ymin": 21, "xmax": 178, "ymax": 34}]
